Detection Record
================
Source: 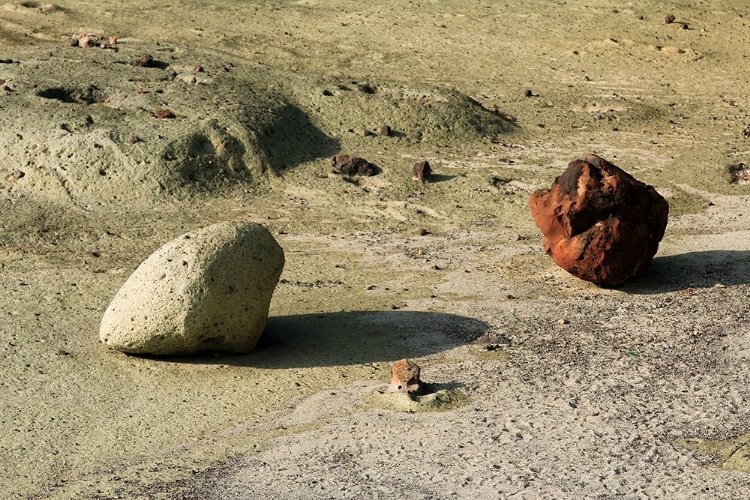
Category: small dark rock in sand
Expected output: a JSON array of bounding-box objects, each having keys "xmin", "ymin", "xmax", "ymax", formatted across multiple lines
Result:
[
  {"xmin": 10, "ymin": 170, "xmax": 25, "ymax": 180},
  {"xmin": 415, "ymin": 228, "xmax": 428, "ymax": 236},
  {"xmin": 665, "ymin": 14, "xmax": 676, "ymax": 24},
  {"xmin": 363, "ymin": 129, "xmax": 375, "ymax": 137},
  {"xmin": 380, "ymin": 124, "xmax": 392, "ymax": 137},
  {"xmin": 0, "ymin": 79, "xmax": 5, "ymax": 86},
  {"xmin": 128, "ymin": 135, "xmax": 142, "ymax": 144},
  {"xmin": 332, "ymin": 154, "xmax": 376, "ymax": 176},
  {"xmin": 152, "ymin": 109, "xmax": 176, "ymax": 119},
  {"xmin": 139, "ymin": 53, "xmax": 156, "ymax": 68},
  {"xmin": 529, "ymin": 154, "xmax": 669, "ymax": 287},
  {"xmin": 194, "ymin": 65, "xmax": 204, "ymax": 73},
  {"xmin": 741, "ymin": 125, "xmax": 750, "ymax": 138},
  {"xmin": 413, "ymin": 160, "xmax": 432, "ymax": 183}
]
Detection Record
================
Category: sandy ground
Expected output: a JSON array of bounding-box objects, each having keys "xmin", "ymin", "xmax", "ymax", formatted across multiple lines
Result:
[{"xmin": 2, "ymin": 1, "xmax": 750, "ymax": 498}]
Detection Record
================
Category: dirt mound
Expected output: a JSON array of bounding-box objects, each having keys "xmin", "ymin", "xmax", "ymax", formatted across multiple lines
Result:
[
  {"xmin": 0, "ymin": 45, "xmax": 334, "ymax": 208},
  {"xmin": 293, "ymin": 78, "xmax": 514, "ymax": 144},
  {"xmin": 0, "ymin": 44, "xmax": 513, "ymax": 209}
]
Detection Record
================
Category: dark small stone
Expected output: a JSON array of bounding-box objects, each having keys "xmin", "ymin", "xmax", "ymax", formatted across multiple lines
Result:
[
  {"xmin": 332, "ymin": 154, "xmax": 376, "ymax": 176},
  {"xmin": 194, "ymin": 65, "xmax": 204, "ymax": 73},
  {"xmin": 413, "ymin": 161, "xmax": 432, "ymax": 183},
  {"xmin": 415, "ymin": 228, "xmax": 428, "ymax": 236},
  {"xmin": 91, "ymin": 251, "xmax": 101, "ymax": 258},
  {"xmin": 363, "ymin": 129, "xmax": 375, "ymax": 137},
  {"xmin": 380, "ymin": 124, "xmax": 392, "ymax": 137},
  {"xmin": 11, "ymin": 170, "xmax": 24, "ymax": 179},
  {"xmin": 741, "ymin": 125, "xmax": 750, "ymax": 138},
  {"xmin": 68, "ymin": 38, "xmax": 79, "ymax": 47},
  {"xmin": 357, "ymin": 83, "xmax": 376, "ymax": 94},
  {"xmin": 56, "ymin": 349, "xmax": 71, "ymax": 356},
  {"xmin": 524, "ymin": 89, "xmax": 533, "ymax": 97},
  {"xmin": 0, "ymin": 79, "xmax": 5, "ymax": 86},
  {"xmin": 138, "ymin": 53, "xmax": 155, "ymax": 67},
  {"xmin": 682, "ymin": 23, "xmax": 689, "ymax": 29},
  {"xmin": 432, "ymin": 264, "xmax": 441, "ymax": 270},
  {"xmin": 128, "ymin": 135, "xmax": 142, "ymax": 144},
  {"xmin": 152, "ymin": 109, "xmax": 176, "ymax": 119},
  {"xmin": 322, "ymin": 89, "xmax": 333, "ymax": 96},
  {"xmin": 665, "ymin": 14, "xmax": 676, "ymax": 24}
]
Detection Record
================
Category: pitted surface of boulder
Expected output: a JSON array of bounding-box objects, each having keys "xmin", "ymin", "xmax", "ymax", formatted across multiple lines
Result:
[
  {"xmin": 388, "ymin": 359, "xmax": 423, "ymax": 393},
  {"xmin": 529, "ymin": 154, "xmax": 669, "ymax": 286},
  {"xmin": 99, "ymin": 221, "xmax": 285, "ymax": 355}
]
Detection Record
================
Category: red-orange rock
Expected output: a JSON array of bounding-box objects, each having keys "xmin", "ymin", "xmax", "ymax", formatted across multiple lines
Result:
[
  {"xmin": 387, "ymin": 359, "xmax": 422, "ymax": 394},
  {"xmin": 529, "ymin": 154, "xmax": 669, "ymax": 286}
]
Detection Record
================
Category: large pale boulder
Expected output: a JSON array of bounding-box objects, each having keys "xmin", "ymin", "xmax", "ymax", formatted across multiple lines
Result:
[{"xmin": 100, "ymin": 221, "xmax": 285, "ymax": 355}]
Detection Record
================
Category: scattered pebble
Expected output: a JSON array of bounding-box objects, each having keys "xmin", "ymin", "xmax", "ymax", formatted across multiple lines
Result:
[
  {"xmin": 413, "ymin": 160, "xmax": 432, "ymax": 183},
  {"xmin": 363, "ymin": 129, "xmax": 375, "ymax": 137},
  {"xmin": 78, "ymin": 35, "xmax": 98, "ymax": 48},
  {"xmin": 139, "ymin": 53, "xmax": 156, "ymax": 68},
  {"xmin": 524, "ymin": 89, "xmax": 534, "ymax": 98},
  {"xmin": 415, "ymin": 228, "xmax": 428, "ymax": 236},
  {"xmin": 741, "ymin": 125, "xmax": 750, "ymax": 138},
  {"xmin": 10, "ymin": 169, "xmax": 25, "ymax": 180},
  {"xmin": 331, "ymin": 154, "xmax": 376, "ymax": 176},
  {"xmin": 556, "ymin": 318, "xmax": 570, "ymax": 325},
  {"xmin": 194, "ymin": 65, "xmax": 205, "ymax": 73},
  {"xmin": 128, "ymin": 135, "xmax": 142, "ymax": 144},
  {"xmin": 152, "ymin": 109, "xmax": 176, "ymax": 119},
  {"xmin": 665, "ymin": 14, "xmax": 676, "ymax": 24},
  {"xmin": 380, "ymin": 124, "xmax": 392, "ymax": 137}
]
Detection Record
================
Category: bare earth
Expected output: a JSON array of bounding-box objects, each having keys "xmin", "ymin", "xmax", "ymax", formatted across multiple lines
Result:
[{"xmin": 1, "ymin": 1, "xmax": 750, "ymax": 499}]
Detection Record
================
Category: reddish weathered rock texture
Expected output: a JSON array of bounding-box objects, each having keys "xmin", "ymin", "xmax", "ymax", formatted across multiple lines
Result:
[{"xmin": 530, "ymin": 154, "xmax": 669, "ymax": 286}]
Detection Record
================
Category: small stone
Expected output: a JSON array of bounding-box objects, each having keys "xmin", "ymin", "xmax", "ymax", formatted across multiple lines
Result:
[
  {"xmin": 524, "ymin": 89, "xmax": 533, "ymax": 97},
  {"xmin": 380, "ymin": 124, "xmax": 392, "ymax": 137},
  {"xmin": 714, "ymin": 283, "xmax": 726, "ymax": 289},
  {"xmin": 152, "ymin": 109, "xmax": 176, "ymax": 119},
  {"xmin": 741, "ymin": 125, "xmax": 750, "ymax": 138},
  {"xmin": 68, "ymin": 38, "xmax": 79, "ymax": 47},
  {"xmin": 0, "ymin": 79, "xmax": 5, "ymax": 86},
  {"xmin": 108, "ymin": 36, "xmax": 118, "ymax": 45},
  {"xmin": 413, "ymin": 160, "xmax": 432, "ymax": 183},
  {"xmin": 665, "ymin": 14, "xmax": 676, "ymax": 24},
  {"xmin": 332, "ymin": 154, "xmax": 376, "ymax": 176},
  {"xmin": 681, "ymin": 23, "xmax": 689, "ymax": 30},
  {"xmin": 363, "ymin": 129, "xmax": 375, "ymax": 137},
  {"xmin": 388, "ymin": 359, "xmax": 422, "ymax": 393},
  {"xmin": 56, "ymin": 349, "xmax": 71, "ymax": 356},
  {"xmin": 415, "ymin": 228, "xmax": 428, "ymax": 236},
  {"xmin": 556, "ymin": 318, "xmax": 570, "ymax": 325},
  {"xmin": 194, "ymin": 65, "xmax": 204, "ymax": 73},
  {"xmin": 139, "ymin": 53, "xmax": 155, "ymax": 67},
  {"xmin": 78, "ymin": 35, "xmax": 98, "ymax": 48},
  {"xmin": 11, "ymin": 169, "xmax": 25, "ymax": 180},
  {"xmin": 128, "ymin": 135, "xmax": 142, "ymax": 144}
]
